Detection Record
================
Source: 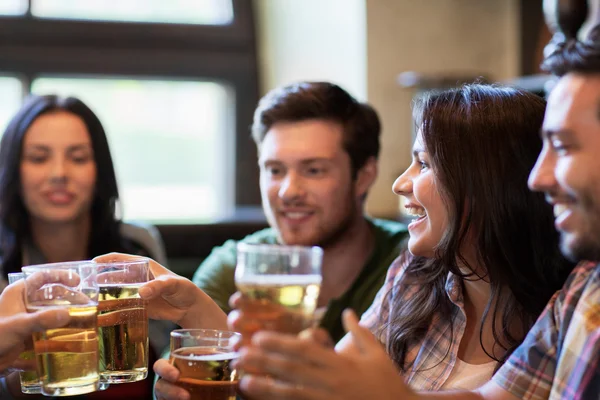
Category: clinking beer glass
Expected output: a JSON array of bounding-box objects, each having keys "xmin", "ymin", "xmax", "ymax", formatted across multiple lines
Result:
[
  {"xmin": 234, "ymin": 244, "xmax": 323, "ymax": 341},
  {"xmin": 94, "ymin": 259, "xmax": 150, "ymax": 384},
  {"xmin": 169, "ymin": 329, "xmax": 240, "ymax": 400},
  {"xmin": 22, "ymin": 261, "xmax": 100, "ymax": 397}
]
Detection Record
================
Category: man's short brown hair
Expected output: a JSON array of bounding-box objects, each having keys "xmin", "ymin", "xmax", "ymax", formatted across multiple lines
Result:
[{"xmin": 251, "ymin": 81, "xmax": 381, "ymax": 178}]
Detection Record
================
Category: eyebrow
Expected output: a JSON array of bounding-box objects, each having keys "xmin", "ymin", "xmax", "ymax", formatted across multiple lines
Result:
[
  {"xmin": 261, "ymin": 157, "xmax": 332, "ymax": 165},
  {"xmin": 412, "ymin": 147, "xmax": 425, "ymax": 158}
]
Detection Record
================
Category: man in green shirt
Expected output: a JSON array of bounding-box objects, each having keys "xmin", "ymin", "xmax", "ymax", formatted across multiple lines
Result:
[{"xmin": 193, "ymin": 81, "xmax": 408, "ymax": 343}]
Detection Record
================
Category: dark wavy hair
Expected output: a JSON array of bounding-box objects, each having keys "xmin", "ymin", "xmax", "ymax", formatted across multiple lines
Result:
[
  {"xmin": 542, "ymin": 24, "xmax": 600, "ymax": 75},
  {"xmin": 251, "ymin": 82, "xmax": 380, "ymax": 179},
  {"xmin": 0, "ymin": 95, "xmax": 138, "ymax": 278},
  {"xmin": 384, "ymin": 84, "xmax": 575, "ymax": 372}
]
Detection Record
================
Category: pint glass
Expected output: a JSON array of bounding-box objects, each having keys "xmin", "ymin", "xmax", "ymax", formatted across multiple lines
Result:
[
  {"xmin": 169, "ymin": 329, "xmax": 240, "ymax": 400},
  {"xmin": 22, "ymin": 261, "xmax": 100, "ymax": 397},
  {"xmin": 234, "ymin": 244, "xmax": 323, "ymax": 337},
  {"xmin": 95, "ymin": 259, "xmax": 150, "ymax": 383}
]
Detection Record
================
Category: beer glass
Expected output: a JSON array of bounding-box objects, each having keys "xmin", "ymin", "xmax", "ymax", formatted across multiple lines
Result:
[
  {"xmin": 94, "ymin": 259, "xmax": 150, "ymax": 383},
  {"xmin": 7, "ymin": 272, "xmax": 40, "ymax": 394},
  {"xmin": 22, "ymin": 261, "xmax": 100, "ymax": 397},
  {"xmin": 169, "ymin": 329, "xmax": 240, "ymax": 400},
  {"xmin": 234, "ymin": 244, "xmax": 323, "ymax": 338}
]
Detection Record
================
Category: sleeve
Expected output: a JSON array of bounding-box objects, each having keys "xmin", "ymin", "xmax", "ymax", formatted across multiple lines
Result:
[
  {"xmin": 360, "ymin": 250, "xmax": 411, "ymax": 343},
  {"xmin": 192, "ymin": 239, "xmax": 239, "ymax": 314},
  {"xmin": 492, "ymin": 262, "xmax": 597, "ymax": 399}
]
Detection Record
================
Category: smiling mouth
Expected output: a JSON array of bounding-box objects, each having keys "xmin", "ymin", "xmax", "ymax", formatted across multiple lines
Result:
[
  {"xmin": 405, "ymin": 206, "xmax": 427, "ymax": 221},
  {"xmin": 553, "ymin": 204, "xmax": 569, "ymax": 218}
]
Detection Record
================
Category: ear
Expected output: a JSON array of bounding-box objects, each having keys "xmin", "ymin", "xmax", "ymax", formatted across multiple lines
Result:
[{"xmin": 354, "ymin": 156, "xmax": 378, "ymax": 198}]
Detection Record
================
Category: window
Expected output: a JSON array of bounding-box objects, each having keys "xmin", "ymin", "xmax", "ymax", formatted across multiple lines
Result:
[
  {"xmin": 0, "ymin": 0, "xmax": 26, "ymax": 15},
  {"xmin": 33, "ymin": 76, "xmax": 234, "ymax": 223},
  {"xmin": 0, "ymin": 76, "xmax": 24, "ymax": 133},
  {"xmin": 0, "ymin": 0, "xmax": 260, "ymax": 225},
  {"xmin": 32, "ymin": 0, "xmax": 233, "ymax": 25}
]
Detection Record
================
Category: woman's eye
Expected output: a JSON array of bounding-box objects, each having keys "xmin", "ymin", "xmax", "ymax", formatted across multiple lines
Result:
[
  {"xmin": 25, "ymin": 155, "xmax": 47, "ymax": 163},
  {"xmin": 71, "ymin": 155, "xmax": 91, "ymax": 164},
  {"xmin": 419, "ymin": 161, "xmax": 429, "ymax": 171}
]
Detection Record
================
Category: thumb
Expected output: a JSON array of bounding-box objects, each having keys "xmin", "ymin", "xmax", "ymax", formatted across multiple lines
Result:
[{"xmin": 342, "ymin": 309, "xmax": 378, "ymax": 354}]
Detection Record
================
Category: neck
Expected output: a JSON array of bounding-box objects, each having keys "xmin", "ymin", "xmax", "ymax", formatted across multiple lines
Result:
[
  {"xmin": 318, "ymin": 214, "xmax": 375, "ymax": 307},
  {"xmin": 456, "ymin": 255, "xmax": 502, "ymax": 363},
  {"xmin": 29, "ymin": 216, "xmax": 91, "ymax": 263}
]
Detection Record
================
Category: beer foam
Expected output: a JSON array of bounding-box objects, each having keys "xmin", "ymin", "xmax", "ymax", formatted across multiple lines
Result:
[
  {"xmin": 236, "ymin": 274, "xmax": 322, "ymax": 286},
  {"xmin": 174, "ymin": 351, "xmax": 239, "ymax": 361}
]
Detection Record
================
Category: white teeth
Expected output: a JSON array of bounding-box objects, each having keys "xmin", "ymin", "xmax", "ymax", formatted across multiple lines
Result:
[
  {"xmin": 286, "ymin": 212, "xmax": 310, "ymax": 219},
  {"xmin": 554, "ymin": 204, "xmax": 568, "ymax": 218},
  {"xmin": 405, "ymin": 207, "xmax": 426, "ymax": 218}
]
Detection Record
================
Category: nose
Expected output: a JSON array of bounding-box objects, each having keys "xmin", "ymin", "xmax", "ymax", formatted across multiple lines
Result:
[
  {"xmin": 392, "ymin": 168, "xmax": 413, "ymax": 196},
  {"xmin": 279, "ymin": 171, "xmax": 305, "ymax": 201},
  {"xmin": 528, "ymin": 146, "xmax": 556, "ymax": 193},
  {"xmin": 49, "ymin": 157, "xmax": 67, "ymax": 183}
]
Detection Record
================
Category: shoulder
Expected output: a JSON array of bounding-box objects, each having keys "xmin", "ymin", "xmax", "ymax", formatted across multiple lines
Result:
[
  {"xmin": 554, "ymin": 261, "xmax": 599, "ymax": 312},
  {"xmin": 193, "ymin": 227, "xmax": 278, "ymax": 278}
]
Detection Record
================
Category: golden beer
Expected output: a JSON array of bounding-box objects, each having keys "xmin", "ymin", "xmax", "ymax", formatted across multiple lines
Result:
[
  {"xmin": 98, "ymin": 283, "xmax": 148, "ymax": 383},
  {"xmin": 236, "ymin": 275, "xmax": 321, "ymax": 335},
  {"xmin": 170, "ymin": 347, "xmax": 238, "ymax": 400},
  {"xmin": 31, "ymin": 305, "xmax": 99, "ymax": 396}
]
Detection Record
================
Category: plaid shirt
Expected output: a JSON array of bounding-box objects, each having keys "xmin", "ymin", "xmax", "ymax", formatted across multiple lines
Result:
[
  {"xmin": 493, "ymin": 261, "xmax": 600, "ymax": 399},
  {"xmin": 360, "ymin": 251, "xmax": 495, "ymax": 391}
]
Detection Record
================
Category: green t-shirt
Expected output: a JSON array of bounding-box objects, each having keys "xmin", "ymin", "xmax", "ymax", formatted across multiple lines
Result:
[{"xmin": 193, "ymin": 218, "xmax": 408, "ymax": 343}]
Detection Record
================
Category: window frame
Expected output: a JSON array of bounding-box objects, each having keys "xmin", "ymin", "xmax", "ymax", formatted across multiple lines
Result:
[{"xmin": 0, "ymin": 0, "xmax": 261, "ymax": 213}]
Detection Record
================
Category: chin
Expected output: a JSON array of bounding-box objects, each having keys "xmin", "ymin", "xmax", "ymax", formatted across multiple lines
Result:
[{"xmin": 407, "ymin": 238, "xmax": 434, "ymax": 258}]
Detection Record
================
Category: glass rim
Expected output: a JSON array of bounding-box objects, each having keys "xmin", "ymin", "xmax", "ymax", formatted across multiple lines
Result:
[
  {"xmin": 236, "ymin": 243, "xmax": 323, "ymax": 256},
  {"xmin": 170, "ymin": 329, "xmax": 240, "ymax": 340},
  {"xmin": 22, "ymin": 260, "xmax": 96, "ymax": 272},
  {"xmin": 93, "ymin": 258, "xmax": 150, "ymax": 268}
]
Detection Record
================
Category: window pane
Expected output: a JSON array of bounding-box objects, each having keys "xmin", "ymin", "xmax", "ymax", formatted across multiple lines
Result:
[
  {"xmin": 0, "ymin": 76, "xmax": 24, "ymax": 134},
  {"xmin": 0, "ymin": 0, "xmax": 27, "ymax": 15},
  {"xmin": 32, "ymin": 76, "xmax": 234, "ymax": 224},
  {"xmin": 32, "ymin": 0, "xmax": 233, "ymax": 25}
]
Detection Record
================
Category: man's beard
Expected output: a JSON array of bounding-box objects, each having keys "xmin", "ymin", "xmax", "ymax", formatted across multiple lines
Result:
[
  {"xmin": 560, "ymin": 193, "xmax": 600, "ymax": 262},
  {"xmin": 560, "ymin": 232, "xmax": 600, "ymax": 262}
]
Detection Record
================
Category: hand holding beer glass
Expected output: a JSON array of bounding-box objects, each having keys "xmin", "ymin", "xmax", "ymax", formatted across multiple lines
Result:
[
  {"xmin": 22, "ymin": 261, "xmax": 100, "ymax": 397},
  {"xmin": 7, "ymin": 272, "xmax": 40, "ymax": 394},
  {"xmin": 95, "ymin": 259, "xmax": 150, "ymax": 383},
  {"xmin": 169, "ymin": 329, "xmax": 240, "ymax": 400},
  {"xmin": 233, "ymin": 244, "xmax": 323, "ymax": 345}
]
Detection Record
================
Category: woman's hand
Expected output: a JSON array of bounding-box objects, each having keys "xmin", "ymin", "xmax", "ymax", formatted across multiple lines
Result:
[
  {"xmin": 0, "ymin": 281, "xmax": 70, "ymax": 375},
  {"xmin": 235, "ymin": 310, "xmax": 416, "ymax": 400},
  {"xmin": 93, "ymin": 253, "xmax": 227, "ymax": 330},
  {"xmin": 153, "ymin": 359, "xmax": 190, "ymax": 400}
]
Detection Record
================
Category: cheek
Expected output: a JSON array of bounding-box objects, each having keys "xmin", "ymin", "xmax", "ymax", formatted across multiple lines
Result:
[
  {"xmin": 74, "ymin": 167, "xmax": 97, "ymax": 194},
  {"xmin": 19, "ymin": 166, "xmax": 43, "ymax": 194}
]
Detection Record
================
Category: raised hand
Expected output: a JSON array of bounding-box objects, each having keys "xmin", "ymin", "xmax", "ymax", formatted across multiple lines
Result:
[{"xmin": 235, "ymin": 309, "xmax": 415, "ymax": 400}]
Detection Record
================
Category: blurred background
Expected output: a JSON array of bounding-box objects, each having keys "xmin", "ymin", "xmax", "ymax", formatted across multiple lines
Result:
[{"xmin": 0, "ymin": 0, "xmax": 555, "ymax": 276}]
